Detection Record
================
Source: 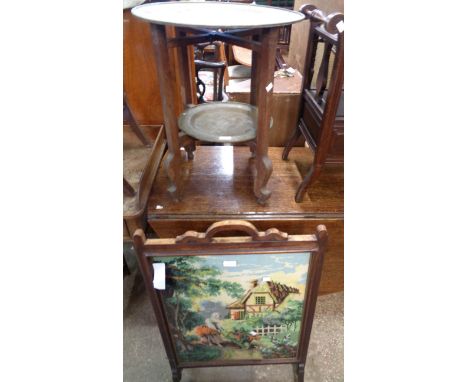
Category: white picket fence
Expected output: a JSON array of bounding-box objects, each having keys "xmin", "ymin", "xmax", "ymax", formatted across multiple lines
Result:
[{"xmin": 254, "ymin": 325, "xmax": 286, "ymax": 336}]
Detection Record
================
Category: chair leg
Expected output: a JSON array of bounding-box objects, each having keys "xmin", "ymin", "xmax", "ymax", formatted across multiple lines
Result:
[
  {"xmin": 123, "ymin": 255, "xmax": 131, "ymax": 277},
  {"xmin": 295, "ymin": 163, "xmax": 322, "ymax": 202},
  {"xmin": 282, "ymin": 125, "xmax": 303, "ymax": 160},
  {"xmin": 171, "ymin": 367, "xmax": 182, "ymax": 382},
  {"xmin": 123, "ymin": 177, "xmax": 136, "ymax": 197},
  {"xmin": 124, "ymin": 96, "xmax": 152, "ymax": 147},
  {"xmin": 294, "ymin": 363, "xmax": 305, "ymax": 382}
]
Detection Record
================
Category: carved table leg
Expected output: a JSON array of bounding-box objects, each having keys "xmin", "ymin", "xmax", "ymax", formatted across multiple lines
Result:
[
  {"xmin": 246, "ymin": 139, "xmax": 256, "ymax": 158},
  {"xmin": 163, "ymin": 151, "xmax": 181, "ymax": 201},
  {"xmin": 179, "ymin": 132, "xmax": 196, "ymax": 160},
  {"xmin": 150, "ymin": 24, "xmax": 182, "ymax": 201},
  {"xmin": 252, "ymin": 27, "xmax": 279, "ymax": 204},
  {"xmin": 254, "ymin": 155, "xmax": 273, "ymax": 205}
]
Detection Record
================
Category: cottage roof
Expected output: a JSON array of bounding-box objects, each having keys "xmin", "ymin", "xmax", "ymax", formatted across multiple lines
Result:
[
  {"xmin": 226, "ymin": 280, "xmax": 299, "ymax": 309},
  {"xmin": 226, "ymin": 299, "xmax": 244, "ymax": 309}
]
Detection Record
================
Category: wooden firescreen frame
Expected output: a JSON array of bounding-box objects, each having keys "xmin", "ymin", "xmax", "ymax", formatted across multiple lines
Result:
[{"xmin": 133, "ymin": 220, "xmax": 328, "ymax": 382}]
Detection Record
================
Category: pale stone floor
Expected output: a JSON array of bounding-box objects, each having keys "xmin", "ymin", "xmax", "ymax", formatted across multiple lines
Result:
[{"xmin": 123, "ymin": 248, "xmax": 344, "ymax": 382}]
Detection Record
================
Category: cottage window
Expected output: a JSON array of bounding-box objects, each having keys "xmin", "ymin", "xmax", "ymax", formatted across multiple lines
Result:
[{"xmin": 255, "ymin": 296, "xmax": 266, "ymax": 305}]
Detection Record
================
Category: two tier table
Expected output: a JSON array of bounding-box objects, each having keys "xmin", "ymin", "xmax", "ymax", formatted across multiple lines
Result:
[{"xmin": 132, "ymin": 1, "xmax": 304, "ymax": 204}]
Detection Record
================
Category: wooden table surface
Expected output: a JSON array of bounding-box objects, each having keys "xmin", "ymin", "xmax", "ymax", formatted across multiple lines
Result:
[
  {"xmin": 146, "ymin": 145, "xmax": 343, "ymax": 295},
  {"xmin": 148, "ymin": 146, "xmax": 343, "ymax": 217}
]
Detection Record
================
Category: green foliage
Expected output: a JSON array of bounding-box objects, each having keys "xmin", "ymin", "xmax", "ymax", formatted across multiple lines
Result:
[
  {"xmin": 260, "ymin": 334, "xmax": 298, "ymax": 358},
  {"xmin": 261, "ymin": 311, "xmax": 282, "ymax": 326},
  {"xmin": 165, "ymin": 295, "xmax": 205, "ymax": 331},
  {"xmin": 223, "ymin": 300, "xmax": 304, "ymax": 356},
  {"xmin": 179, "ymin": 344, "xmax": 221, "ymax": 362},
  {"xmin": 279, "ymin": 300, "xmax": 303, "ymax": 330},
  {"xmin": 224, "ymin": 321, "xmax": 257, "ymax": 348},
  {"xmin": 182, "ymin": 310, "xmax": 205, "ymax": 331},
  {"xmin": 230, "ymin": 320, "xmax": 255, "ymax": 334},
  {"xmin": 245, "ymin": 314, "xmax": 264, "ymax": 327},
  {"xmin": 258, "ymin": 336, "xmax": 274, "ymax": 349},
  {"xmin": 153, "ymin": 255, "xmax": 245, "ymax": 352},
  {"xmin": 221, "ymin": 281, "xmax": 244, "ymax": 299},
  {"xmin": 155, "ymin": 256, "xmax": 244, "ymax": 300}
]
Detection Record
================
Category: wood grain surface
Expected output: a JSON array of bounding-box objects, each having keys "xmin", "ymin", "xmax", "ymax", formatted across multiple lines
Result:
[
  {"xmin": 124, "ymin": 11, "xmax": 185, "ymax": 125},
  {"xmin": 227, "ymin": 72, "xmax": 303, "ymax": 147},
  {"xmin": 287, "ymin": 0, "xmax": 343, "ymax": 74},
  {"xmin": 148, "ymin": 146, "xmax": 342, "ymax": 215},
  {"xmin": 146, "ymin": 146, "xmax": 343, "ymax": 294},
  {"xmin": 123, "ymin": 124, "xmax": 166, "ymax": 239},
  {"xmin": 124, "ymin": 9, "xmax": 164, "ymax": 124}
]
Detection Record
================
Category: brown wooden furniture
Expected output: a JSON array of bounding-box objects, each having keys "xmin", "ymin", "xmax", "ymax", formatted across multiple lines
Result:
[
  {"xmin": 131, "ymin": 2, "xmax": 304, "ymax": 205},
  {"xmin": 227, "ymin": 70, "xmax": 303, "ymax": 147},
  {"xmin": 230, "ymin": 0, "xmax": 293, "ymax": 48},
  {"xmin": 123, "ymin": 124, "xmax": 166, "ymax": 239},
  {"xmin": 256, "ymin": 0, "xmax": 294, "ymax": 47},
  {"xmin": 133, "ymin": 220, "xmax": 328, "ymax": 382},
  {"xmin": 124, "ymin": 8, "xmax": 164, "ymax": 125},
  {"xmin": 231, "ymin": 45, "xmax": 287, "ymax": 69},
  {"xmin": 147, "ymin": 145, "xmax": 343, "ymax": 295},
  {"xmin": 194, "ymin": 60, "xmax": 226, "ymax": 103},
  {"xmin": 123, "ymin": 93, "xmax": 151, "ymax": 148},
  {"xmin": 123, "ymin": 94, "xmax": 152, "ymax": 207},
  {"xmin": 231, "ymin": 45, "xmax": 253, "ymax": 67},
  {"xmin": 282, "ymin": 5, "xmax": 344, "ymax": 202},
  {"xmin": 192, "ymin": 42, "xmax": 228, "ymax": 103}
]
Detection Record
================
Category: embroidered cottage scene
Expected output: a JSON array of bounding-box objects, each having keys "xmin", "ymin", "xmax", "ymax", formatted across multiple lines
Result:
[
  {"xmin": 227, "ymin": 279, "xmax": 300, "ymax": 320},
  {"xmin": 156, "ymin": 252, "xmax": 310, "ymax": 362}
]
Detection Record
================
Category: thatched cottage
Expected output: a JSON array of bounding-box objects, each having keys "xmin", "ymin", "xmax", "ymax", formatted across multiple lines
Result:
[{"xmin": 226, "ymin": 279, "xmax": 299, "ymax": 320}]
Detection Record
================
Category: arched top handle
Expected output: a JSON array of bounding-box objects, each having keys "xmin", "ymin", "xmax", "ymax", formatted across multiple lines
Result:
[{"xmin": 175, "ymin": 220, "xmax": 288, "ymax": 243}]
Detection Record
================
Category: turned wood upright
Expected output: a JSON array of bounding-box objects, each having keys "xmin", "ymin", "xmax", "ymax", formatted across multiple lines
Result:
[
  {"xmin": 283, "ymin": 5, "xmax": 344, "ymax": 202},
  {"xmin": 131, "ymin": 2, "xmax": 304, "ymax": 204}
]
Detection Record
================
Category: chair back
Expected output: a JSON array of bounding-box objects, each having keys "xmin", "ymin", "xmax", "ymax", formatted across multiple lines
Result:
[
  {"xmin": 300, "ymin": 5, "xmax": 344, "ymax": 164},
  {"xmin": 194, "ymin": 42, "xmax": 227, "ymax": 103},
  {"xmin": 302, "ymin": 4, "xmax": 343, "ymax": 124},
  {"xmin": 282, "ymin": 5, "xmax": 344, "ymax": 202}
]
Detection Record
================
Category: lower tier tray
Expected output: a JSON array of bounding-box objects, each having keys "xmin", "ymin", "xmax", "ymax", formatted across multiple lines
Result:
[{"xmin": 178, "ymin": 101, "xmax": 269, "ymax": 143}]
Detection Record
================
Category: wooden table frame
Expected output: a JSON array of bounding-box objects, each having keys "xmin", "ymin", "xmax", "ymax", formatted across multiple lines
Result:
[
  {"xmin": 150, "ymin": 25, "xmax": 280, "ymax": 204},
  {"xmin": 133, "ymin": 220, "xmax": 328, "ymax": 382}
]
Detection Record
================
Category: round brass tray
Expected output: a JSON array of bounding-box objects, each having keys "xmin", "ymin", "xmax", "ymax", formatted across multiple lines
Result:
[
  {"xmin": 132, "ymin": 2, "xmax": 304, "ymax": 29},
  {"xmin": 178, "ymin": 102, "xmax": 269, "ymax": 143}
]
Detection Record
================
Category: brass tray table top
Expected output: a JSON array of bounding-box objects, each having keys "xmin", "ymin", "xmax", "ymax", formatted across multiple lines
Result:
[{"xmin": 131, "ymin": 1, "xmax": 304, "ymax": 29}]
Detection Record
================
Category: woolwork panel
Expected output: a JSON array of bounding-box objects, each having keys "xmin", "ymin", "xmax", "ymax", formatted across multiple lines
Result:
[{"xmin": 154, "ymin": 252, "xmax": 311, "ymax": 363}]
